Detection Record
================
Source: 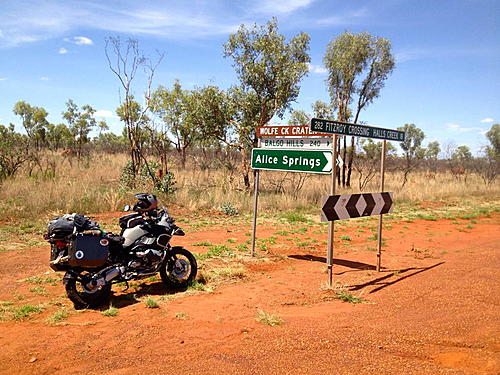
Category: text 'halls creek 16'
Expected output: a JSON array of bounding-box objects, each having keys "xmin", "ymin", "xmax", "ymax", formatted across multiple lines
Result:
[{"xmin": 44, "ymin": 193, "xmax": 197, "ymax": 309}]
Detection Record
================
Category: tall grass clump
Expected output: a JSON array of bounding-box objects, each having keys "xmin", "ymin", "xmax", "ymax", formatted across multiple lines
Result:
[{"xmin": 0, "ymin": 151, "xmax": 498, "ymax": 223}]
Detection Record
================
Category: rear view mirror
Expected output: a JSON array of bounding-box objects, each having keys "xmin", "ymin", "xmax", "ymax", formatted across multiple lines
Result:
[{"xmin": 124, "ymin": 205, "xmax": 131, "ymax": 212}]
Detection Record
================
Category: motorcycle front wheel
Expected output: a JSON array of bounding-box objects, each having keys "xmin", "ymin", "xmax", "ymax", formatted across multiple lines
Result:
[
  {"xmin": 64, "ymin": 271, "xmax": 112, "ymax": 309},
  {"xmin": 160, "ymin": 247, "xmax": 197, "ymax": 290}
]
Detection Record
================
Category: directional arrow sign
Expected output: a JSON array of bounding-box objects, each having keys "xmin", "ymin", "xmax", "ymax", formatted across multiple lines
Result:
[
  {"xmin": 252, "ymin": 149, "xmax": 332, "ymax": 174},
  {"xmin": 261, "ymin": 137, "xmax": 333, "ymax": 150},
  {"xmin": 256, "ymin": 124, "xmax": 330, "ymax": 138},
  {"xmin": 310, "ymin": 118, "xmax": 405, "ymax": 142},
  {"xmin": 321, "ymin": 192, "xmax": 393, "ymax": 222}
]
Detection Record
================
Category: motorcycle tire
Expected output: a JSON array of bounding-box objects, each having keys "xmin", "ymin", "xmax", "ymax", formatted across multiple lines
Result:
[
  {"xmin": 160, "ymin": 247, "xmax": 197, "ymax": 290},
  {"xmin": 64, "ymin": 272, "xmax": 112, "ymax": 309}
]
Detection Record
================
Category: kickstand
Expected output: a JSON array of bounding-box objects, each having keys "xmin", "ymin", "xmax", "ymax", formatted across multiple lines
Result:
[{"xmin": 121, "ymin": 280, "xmax": 130, "ymax": 292}]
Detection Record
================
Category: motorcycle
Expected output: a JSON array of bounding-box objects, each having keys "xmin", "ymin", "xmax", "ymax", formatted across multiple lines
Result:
[{"xmin": 44, "ymin": 193, "xmax": 197, "ymax": 309}]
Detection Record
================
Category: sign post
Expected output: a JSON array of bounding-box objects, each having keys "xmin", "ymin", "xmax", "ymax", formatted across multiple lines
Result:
[
  {"xmin": 377, "ymin": 140, "xmax": 387, "ymax": 271},
  {"xmin": 251, "ymin": 149, "xmax": 333, "ymax": 174},
  {"xmin": 327, "ymin": 135, "xmax": 338, "ymax": 287},
  {"xmin": 310, "ymin": 118, "xmax": 405, "ymax": 283},
  {"xmin": 310, "ymin": 118, "xmax": 405, "ymax": 142},
  {"xmin": 251, "ymin": 169, "xmax": 259, "ymax": 257}
]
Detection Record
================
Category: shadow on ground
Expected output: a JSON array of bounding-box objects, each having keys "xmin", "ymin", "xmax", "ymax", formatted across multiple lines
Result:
[
  {"xmin": 289, "ymin": 254, "xmax": 444, "ymax": 294},
  {"xmin": 289, "ymin": 254, "xmax": 376, "ymax": 271},
  {"xmin": 108, "ymin": 281, "xmax": 188, "ymax": 308}
]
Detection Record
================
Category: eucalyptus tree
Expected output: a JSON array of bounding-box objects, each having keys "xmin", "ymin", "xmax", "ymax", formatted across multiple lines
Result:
[
  {"xmin": 312, "ymin": 100, "xmax": 334, "ymax": 120},
  {"xmin": 397, "ymin": 123, "xmax": 425, "ymax": 187},
  {"xmin": 62, "ymin": 99, "xmax": 97, "ymax": 158},
  {"xmin": 105, "ymin": 37, "xmax": 163, "ymax": 177},
  {"xmin": 13, "ymin": 101, "xmax": 49, "ymax": 150},
  {"xmin": 324, "ymin": 32, "xmax": 395, "ymax": 187},
  {"xmin": 0, "ymin": 124, "xmax": 31, "ymax": 181},
  {"xmin": 188, "ymin": 85, "xmax": 237, "ymax": 151},
  {"xmin": 426, "ymin": 141, "xmax": 441, "ymax": 160},
  {"xmin": 151, "ymin": 80, "xmax": 196, "ymax": 169},
  {"xmin": 485, "ymin": 124, "xmax": 500, "ymax": 160},
  {"xmin": 288, "ymin": 110, "xmax": 310, "ymax": 126},
  {"xmin": 45, "ymin": 123, "xmax": 72, "ymax": 151},
  {"xmin": 223, "ymin": 18, "xmax": 311, "ymax": 189}
]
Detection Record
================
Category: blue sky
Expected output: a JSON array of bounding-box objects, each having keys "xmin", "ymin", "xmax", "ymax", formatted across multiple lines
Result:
[{"xmin": 0, "ymin": 0, "xmax": 498, "ymax": 155}]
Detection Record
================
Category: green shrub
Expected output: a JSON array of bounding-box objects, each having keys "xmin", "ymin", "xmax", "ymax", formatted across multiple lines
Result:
[
  {"xmin": 220, "ymin": 202, "xmax": 238, "ymax": 216},
  {"xmin": 144, "ymin": 298, "xmax": 159, "ymax": 309},
  {"xmin": 336, "ymin": 291, "xmax": 365, "ymax": 304},
  {"xmin": 256, "ymin": 310, "xmax": 284, "ymax": 326},
  {"xmin": 101, "ymin": 306, "xmax": 119, "ymax": 317}
]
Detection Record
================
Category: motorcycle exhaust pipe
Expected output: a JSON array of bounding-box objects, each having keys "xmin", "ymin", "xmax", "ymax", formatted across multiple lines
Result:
[
  {"xmin": 104, "ymin": 266, "xmax": 122, "ymax": 281},
  {"xmin": 89, "ymin": 266, "xmax": 124, "ymax": 288}
]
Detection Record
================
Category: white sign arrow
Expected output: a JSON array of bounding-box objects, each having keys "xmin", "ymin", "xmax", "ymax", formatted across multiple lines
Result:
[
  {"xmin": 322, "ymin": 152, "xmax": 332, "ymax": 172},
  {"xmin": 371, "ymin": 193, "xmax": 385, "ymax": 215},
  {"xmin": 333, "ymin": 195, "xmax": 351, "ymax": 220},
  {"xmin": 336, "ymin": 156, "xmax": 343, "ymax": 168}
]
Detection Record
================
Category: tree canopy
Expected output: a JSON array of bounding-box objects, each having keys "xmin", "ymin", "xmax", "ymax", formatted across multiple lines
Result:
[{"xmin": 224, "ymin": 18, "xmax": 310, "ymax": 129}]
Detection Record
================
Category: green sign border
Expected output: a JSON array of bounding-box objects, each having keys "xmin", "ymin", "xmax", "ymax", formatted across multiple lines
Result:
[
  {"xmin": 251, "ymin": 148, "xmax": 332, "ymax": 174},
  {"xmin": 310, "ymin": 118, "xmax": 405, "ymax": 142}
]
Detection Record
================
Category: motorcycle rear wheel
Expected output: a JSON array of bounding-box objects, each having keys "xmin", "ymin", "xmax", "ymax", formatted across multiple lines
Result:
[
  {"xmin": 64, "ymin": 272, "xmax": 112, "ymax": 309},
  {"xmin": 160, "ymin": 248, "xmax": 197, "ymax": 290}
]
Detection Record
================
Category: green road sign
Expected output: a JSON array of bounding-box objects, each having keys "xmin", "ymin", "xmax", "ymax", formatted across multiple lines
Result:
[
  {"xmin": 310, "ymin": 118, "xmax": 405, "ymax": 142},
  {"xmin": 251, "ymin": 148, "xmax": 332, "ymax": 174}
]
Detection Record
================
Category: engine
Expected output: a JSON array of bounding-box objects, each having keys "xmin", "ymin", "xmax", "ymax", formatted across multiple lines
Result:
[{"xmin": 127, "ymin": 246, "xmax": 163, "ymax": 271}]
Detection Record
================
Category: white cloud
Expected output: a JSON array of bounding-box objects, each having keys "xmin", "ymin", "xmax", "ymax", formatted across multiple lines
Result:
[
  {"xmin": 0, "ymin": 1, "xmax": 246, "ymax": 48},
  {"xmin": 307, "ymin": 63, "xmax": 327, "ymax": 74},
  {"xmin": 446, "ymin": 122, "xmax": 482, "ymax": 133},
  {"xmin": 58, "ymin": 47, "xmax": 68, "ymax": 54},
  {"xmin": 0, "ymin": 78, "xmax": 7, "ymax": 81},
  {"xmin": 65, "ymin": 36, "xmax": 94, "ymax": 45},
  {"xmin": 480, "ymin": 118, "xmax": 494, "ymax": 123},
  {"xmin": 395, "ymin": 49, "xmax": 430, "ymax": 63},
  {"xmin": 317, "ymin": 8, "xmax": 368, "ymax": 25},
  {"xmin": 40, "ymin": 76, "xmax": 49, "ymax": 81},
  {"xmin": 0, "ymin": 0, "xmax": 319, "ymax": 49},
  {"xmin": 94, "ymin": 110, "xmax": 116, "ymax": 118},
  {"xmin": 255, "ymin": 0, "xmax": 314, "ymax": 14}
]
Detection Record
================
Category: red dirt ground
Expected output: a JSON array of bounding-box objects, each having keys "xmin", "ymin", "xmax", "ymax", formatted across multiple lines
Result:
[{"xmin": 0, "ymin": 212, "xmax": 499, "ymax": 375}]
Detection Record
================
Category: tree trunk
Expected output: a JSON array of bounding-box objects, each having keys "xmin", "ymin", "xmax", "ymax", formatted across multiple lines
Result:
[
  {"xmin": 240, "ymin": 147, "xmax": 251, "ymax": 190},
  {"xmin": 346, "ymin": 136, "xmax": 355, "ymax": 187},
  {"xmin": 342, "ymin": 136, "xmax": 347, "ymax": 187},
  {"xmin": 181, "ymin": 147, "xmax": 187, "ymax": 169},
  {"xmin": 336, "ymin": 139, "xmax": 341, "ymax": 186}
]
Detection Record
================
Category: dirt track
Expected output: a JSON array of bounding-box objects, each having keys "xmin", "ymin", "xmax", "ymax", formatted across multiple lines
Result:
[{"xmin": 0, "ymin": 213, "xmax": 499, "ymax": 374}]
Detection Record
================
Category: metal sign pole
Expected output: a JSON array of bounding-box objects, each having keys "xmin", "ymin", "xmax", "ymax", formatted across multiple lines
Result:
[
  {"xmin": 376, "ymin": 140, "xmax": 387, "ymax": 271},
  {"xmin": 251, "ymin": 169, "xmax": 259, "ymax": 257},
  {"xmin": 327, "ymin": 135, "xmax": 338, "ymax": 286},
  {"xmin": 251, "ymin": 138, "xmax": 261, "ymax": 257}
]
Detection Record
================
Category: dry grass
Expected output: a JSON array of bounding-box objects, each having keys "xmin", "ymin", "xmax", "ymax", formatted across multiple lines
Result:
[{"xmin": 0, "ymin": 152, "xmax": 498, "ymax": 222}]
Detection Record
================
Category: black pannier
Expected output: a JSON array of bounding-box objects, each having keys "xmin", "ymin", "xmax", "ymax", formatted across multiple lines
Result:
[
  {"xmin": 48, "ymin": 215, "xmax": 75, "ymax": 239},
  {"xmin": 68, "ymin": 234, "xmax": 109, "ymax": 268},
  {"xmin": 119, "ymin": 213, "xmax": 144, "ymax": 230},
  {"xmin": 48, "ymin": 214, "xmax": 99, "ymax": 239}
]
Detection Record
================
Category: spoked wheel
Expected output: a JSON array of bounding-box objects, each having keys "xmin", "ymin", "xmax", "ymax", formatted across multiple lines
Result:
[
  {"xmin": 64, "ymin": 271, "xmax": 111, "ymax": 309},
  {"xmin": 160, "ymin": 247, "xmax": 197, "ymax": 290}
]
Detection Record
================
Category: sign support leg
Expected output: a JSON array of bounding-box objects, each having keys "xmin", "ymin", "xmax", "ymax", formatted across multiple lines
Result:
[
  {"xmin": 327, "ymin": 135, "xmax": 338, "ymax": 286},
  {"xmin": 376, "ymin": 140, "xmax": 387, "ymax": 272},
  {"xmin": 251, "ymin": 169, "xmax": 260, "ymax": 257}
]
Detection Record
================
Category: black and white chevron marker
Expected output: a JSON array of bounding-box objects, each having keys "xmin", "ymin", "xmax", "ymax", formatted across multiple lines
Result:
[{"xmin": 321, "ymin": 192, "xmax": 393, "ymax": 222}]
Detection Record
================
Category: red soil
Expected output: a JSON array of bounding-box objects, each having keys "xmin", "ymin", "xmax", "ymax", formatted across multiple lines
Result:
[{"xmin": 0, "ymin": 213, "xmax": 498, "ymax": 374}]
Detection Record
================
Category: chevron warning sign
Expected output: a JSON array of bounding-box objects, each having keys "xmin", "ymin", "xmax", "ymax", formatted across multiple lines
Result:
[{"xmin": 321, "ymin": 192, "xmax": 393, "ymax": 222}]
